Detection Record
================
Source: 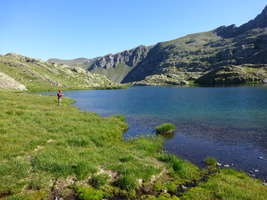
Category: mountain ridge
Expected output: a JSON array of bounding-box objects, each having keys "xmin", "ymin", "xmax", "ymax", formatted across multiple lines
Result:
[{"xmin": 50, "ymin": 5, "xmax": 267, "ymax": 85}]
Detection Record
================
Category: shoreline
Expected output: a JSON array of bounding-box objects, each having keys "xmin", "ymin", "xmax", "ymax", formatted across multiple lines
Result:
[
  {"xmin": 56, "ymin": 87, "xmax": 267, "ymax": 181},
  {"xmin": 0, "ymin": 90, "xmax": 266, "ymax": 199}
]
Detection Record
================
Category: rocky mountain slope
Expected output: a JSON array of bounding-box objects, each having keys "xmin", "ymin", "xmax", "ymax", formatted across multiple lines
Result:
[
  {"xmin": 0, "ymin": 53, "xmax": 120, "ymax": 91},
  {"xmin": 49, "ymin": 45, "xmax": 151, "ymax": 83},
  {"xmin": 49, "ymin": 5, "xmax": 267, "ymax": 86}
]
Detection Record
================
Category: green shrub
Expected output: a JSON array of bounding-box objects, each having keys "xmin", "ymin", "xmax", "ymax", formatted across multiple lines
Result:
[
  {"xmin": 119, "ymin": 156, "xmax": 134, "ymax": 163},
  {"xmin": 157, "ymin": 153, "xmax": 175, "ymax": 163},
  {"xmin": 153, "ymin": 183, "xmax": 166, "ymax": 192},
  {"xmin": 172, "ymin": 159, "xmax": 183, "ymax": 172},
  {"xmin": 165, "ymin": 181, "xmax": 177, "ymax": 193},
  {"xmin": 157, "ymin": 153, "xmax": 201, "ymax": 180},
  {"xmin": 141, "ymin": 194, "xmax": 157, "ymax": 200},
  {"xmin": 157, "ymin": 193, "xmax": 180, "ymax": 200},
  {"xmin": 112, "ymin": 114, "xmax": 126, "ymax": 122},
  {"xmin": 76, "ymin": 186, "xmax": 106, "ymax": 200},
  {"xmin": 157, "ymin": 154, "xmax": 182, "ymax": 172},
  {"xmin": 204, "ymin": 157, "xmax": 217, "ymax": 167},
  {"xmin": 155, "ymin": 123, "xmax": 176, "ymax": 135},
  {"xmin": 115, "ymin": 175, "xmax": 137, "ymax": 191},
  {"xmin": 89, "ymin": 174, "xmax": 109, "ymax": 189}
]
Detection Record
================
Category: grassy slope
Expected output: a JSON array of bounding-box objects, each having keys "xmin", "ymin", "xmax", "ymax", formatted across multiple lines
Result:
[
  {"xmin": 0, "ymin": 92, "xmax": 197, "ymax": 199},
  {"xmin": 196, "ymin": 65, "xmax": 267, "ymax": 85},
  {"xmin": 90, "ymin": 63, "xmax": 133, "ymax": 83},
  {"xmin": 0, "ymin": 91, "xmax": 266, "ymax": 200},
  {"xmin": 0, "ymin": 54, "xmax": 122, "ymax": 92}
]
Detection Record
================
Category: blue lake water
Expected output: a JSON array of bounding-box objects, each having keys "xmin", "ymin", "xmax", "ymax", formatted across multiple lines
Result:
[{"xmin": 44, "ymin": 86, "xmax": 267, "ymax": 180}]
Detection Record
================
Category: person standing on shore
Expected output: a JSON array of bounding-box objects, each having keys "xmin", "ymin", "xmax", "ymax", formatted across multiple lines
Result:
[{"xmin": 57, "ymin": 89, "xmax": 63, "ymax": 105}]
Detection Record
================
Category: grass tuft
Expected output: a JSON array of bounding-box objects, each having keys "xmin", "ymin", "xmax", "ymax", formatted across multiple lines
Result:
[{"xmin": 155, "ymin": 123, "xmax": 176, "ymax": 135}]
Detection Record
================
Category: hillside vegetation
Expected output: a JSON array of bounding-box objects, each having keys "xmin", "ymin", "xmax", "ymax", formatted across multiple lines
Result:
[{"xmin": 0, "ymin": 53, "xmax": 122, "ymax": 92}]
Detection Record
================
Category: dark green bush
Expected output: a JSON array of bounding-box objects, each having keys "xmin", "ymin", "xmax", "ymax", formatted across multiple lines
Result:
[
  {"xmin": 155, "ymin": 123, "xmax": 176, "ymax": 135},
  {"xmin": 76, "ymin": 186, "xmax": 106, "ymax": 200},
  {"xmin": 165, "ymin": 181, "xmax": 177, "ymax": 193},
  {"xmin": 157, "ymin": 193, "xmax": 180, "ymax": 200},
  {"xmin": 157, "ymin": 154, "xmax": 182, "ymax": 172},
  {"xmin": 172, "ymin": 159, "xmax": 183, "ymax": 172},
  {"xmin": 204, "ymin": 157, "xmax": 217, "ymax": 167},
  {"xmin": 115, "ymin": 175, "xmax": 137, "ymax": 191},
  {"xmin": 89, "ymin": 174, "xmax": 109, "ymax": 189},
  {"xmin": 112, "ymin": 114, "xmax": 126, "ymax": 122},
  {"xmin": 119, "ymin": 156, "xmax": 134, "ymax": 163},
  {"xmin": 153, "ymin": 183, "xmax": 166, "ymax": 192}
]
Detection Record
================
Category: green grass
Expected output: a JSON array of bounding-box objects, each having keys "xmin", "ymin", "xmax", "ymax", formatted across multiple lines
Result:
[
  {"xmin": 157, "ymin": 154, "xmax": 201, "ymax": 183},
  {"xmin": 91, "ymin": 63, "xmax": 133, "ymax": 83},
  {"xmin": 181, "ymin": 169, "xmax": 267, "ymax": 200},
  {"xmin": 89, "ymin": 174, "xmax": 110, "ymax": 189},
  {"xmin": 204, "ymin": 157, "xmax": 218, "ymax": 167},
  {"xmin": 76, "ymin": 186, "xmax": 106, "ymax": 200},
  {"xmin": 0, "ymin": 91, "xmax": 168, "ymax": 199},
  {"xmin": 155, "ymin": 123, "xmax": 176, "ymax": 135},
  {"xmin": 114, "ymin": 175, "xmax": 137, "ymax": 191},
  {"xmin": 0, "ymin": 91, "xmax": 266, "ymax": 199}
]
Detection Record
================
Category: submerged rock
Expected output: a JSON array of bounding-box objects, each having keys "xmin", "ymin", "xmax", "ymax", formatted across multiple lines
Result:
[{"xmin": 258, "ymin": 156, "xmax": 264, "ymax": 160}]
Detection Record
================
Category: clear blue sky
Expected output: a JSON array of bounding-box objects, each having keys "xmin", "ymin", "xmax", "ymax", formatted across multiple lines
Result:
[{"xmin": 1, "ymin": 0, "xmax": 266, "ymax": 60}]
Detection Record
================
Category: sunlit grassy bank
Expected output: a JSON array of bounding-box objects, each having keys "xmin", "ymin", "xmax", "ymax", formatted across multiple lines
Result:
[{"xmin": 0, "ymin": 91, "xmax": 266, "ymax": 200}]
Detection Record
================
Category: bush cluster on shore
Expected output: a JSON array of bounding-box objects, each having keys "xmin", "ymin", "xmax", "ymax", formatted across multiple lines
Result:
[{"xmin": 155, "ymin": 123, "xmax": 176, "ymax": 135}]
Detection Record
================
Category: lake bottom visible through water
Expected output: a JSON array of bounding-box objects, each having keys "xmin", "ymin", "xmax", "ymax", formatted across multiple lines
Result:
[{"xmin": 43, "ymin": 86, "xmax": 267, "ymax": 180}]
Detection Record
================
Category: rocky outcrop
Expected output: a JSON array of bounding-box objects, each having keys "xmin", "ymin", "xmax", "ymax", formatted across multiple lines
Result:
[
  {"xmin": 0, "ymin": 72, "xmax": 27, "ymax": 90},
  {"xmin": 87, "ymin": 45, "xmax": 151, "ymax": 82},
  {"xmin": 89, "ymin": 45, "xmax": 150, "ymax": 70},
  {"xmin": 196, "ymin": 65, "xmax": 267, "ymax": 85},
  {"xmin": 134, "ymin": 74, "xmax": 189, "ymax": 86},
  {"xmin": 48, "ymin": 46, "xmax": 151, "ymax": 83}
]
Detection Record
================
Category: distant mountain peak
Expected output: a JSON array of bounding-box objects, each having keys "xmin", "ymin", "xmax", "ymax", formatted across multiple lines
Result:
[{"xmin": 215, "ymin": 5, "xmax": 267, "ymax": 38}]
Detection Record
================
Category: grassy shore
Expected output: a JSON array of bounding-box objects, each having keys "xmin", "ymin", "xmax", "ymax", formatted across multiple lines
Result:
[{"xmin": 0, "ymin": 91, "xmax": 266, "ymax": 200}]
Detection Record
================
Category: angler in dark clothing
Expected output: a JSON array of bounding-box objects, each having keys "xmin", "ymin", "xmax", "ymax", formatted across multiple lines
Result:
[{"xmin": 57, "ymin": 89, "xmax": 63, "ymax": 105}]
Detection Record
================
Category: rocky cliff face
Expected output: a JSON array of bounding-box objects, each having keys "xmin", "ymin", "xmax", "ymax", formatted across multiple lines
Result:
[
  {"xmin": 87, "ymin": 45, "xmax": 151, "ymax": 82},
  {"xmin": 89, "ymin": 45, "xmax": 150, "ymax": 70},
  {"xmin": 48, "ymin": 45, "xmax": 151, "ymax": 83},
  {"xmin": 49, "ymin": 5, "xmax": 267, "ymax": 86}
]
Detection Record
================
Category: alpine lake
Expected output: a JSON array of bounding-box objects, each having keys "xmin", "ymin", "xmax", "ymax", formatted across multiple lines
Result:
[{"xmin": 43, "ymin": 86, "xmax": 267, "ymax": 180}]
